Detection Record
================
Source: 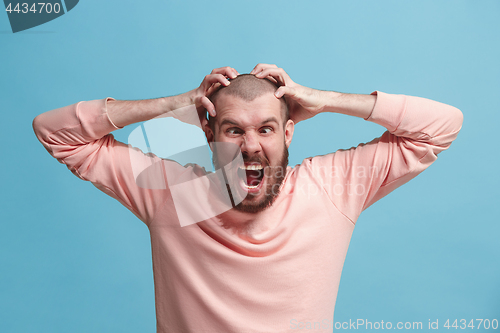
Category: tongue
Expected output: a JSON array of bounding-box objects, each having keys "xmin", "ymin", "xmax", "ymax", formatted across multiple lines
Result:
[{"xmin": 246, "ymin": 170, "xmax": 262, "ymax": 186}]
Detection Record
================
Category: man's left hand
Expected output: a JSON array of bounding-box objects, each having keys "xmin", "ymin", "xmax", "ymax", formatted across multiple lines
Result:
[{"xmin": 250, "ymin": 64, "xmax": 327, "ymax": 124}]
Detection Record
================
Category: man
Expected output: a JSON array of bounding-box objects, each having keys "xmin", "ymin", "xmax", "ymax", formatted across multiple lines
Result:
[{"xmin": 33, "ymin": 64, "xmax": 463, "ymax": 332}]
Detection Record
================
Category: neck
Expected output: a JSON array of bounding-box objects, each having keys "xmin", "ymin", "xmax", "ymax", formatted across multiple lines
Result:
[{"xmin": 216, "ymin": 207, "xmax": 268, "ymax": 235}]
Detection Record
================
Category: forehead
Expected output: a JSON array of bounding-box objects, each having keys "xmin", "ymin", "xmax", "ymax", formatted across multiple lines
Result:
[{"xmin": 215, "ymin": 93, "xmax": 283, "ymax": 127}]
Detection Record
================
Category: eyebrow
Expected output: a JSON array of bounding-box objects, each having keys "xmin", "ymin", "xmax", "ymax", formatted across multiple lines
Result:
[{"xmin": 220, "ymin": 117, "xmax": 280, "ymax": 128}]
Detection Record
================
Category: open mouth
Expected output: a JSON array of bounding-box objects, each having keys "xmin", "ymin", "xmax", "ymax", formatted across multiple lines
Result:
[{"xmin": 237, "ymin": 164, "xmax": 265, "ymax": 190}]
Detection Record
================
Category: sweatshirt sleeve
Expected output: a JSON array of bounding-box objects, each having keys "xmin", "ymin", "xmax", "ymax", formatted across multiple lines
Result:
[
  {"xmin": 32, "ymin": 98, "xmax": 180, "ymax": 226},
  {"xmin": 307, "ymin": 91, "xmax": 463, "ymax": 224}
]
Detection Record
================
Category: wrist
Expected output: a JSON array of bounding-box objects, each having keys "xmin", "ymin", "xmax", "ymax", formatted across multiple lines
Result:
[
  {"xmin": 321, "ymin": 91, "xmax": 344, "ymax": 113},
  {"xmin": 323, "ymin": 91, "xmax": 376, "ymax": 119},
  {"xmin": 164, "ymin": 90, "xmax": 196, "ymax": 113}
]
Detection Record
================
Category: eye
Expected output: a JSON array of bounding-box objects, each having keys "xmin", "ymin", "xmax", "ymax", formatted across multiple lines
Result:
[
  {"xmin": 260, "ymin": 126, "xmax": 273, "ymax": 134},
  {"xmin": 226, "ymin": 127, "xmax": 243, "ymax": 136}
]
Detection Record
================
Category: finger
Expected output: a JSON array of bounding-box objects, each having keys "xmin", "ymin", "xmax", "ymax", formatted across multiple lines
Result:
[
  {"xmin": 255, "ymin": 68, "xmax": 290, "ymax": 86},
  {"xmin": 211, "ymin": 73, "xmax": 231, "ymax": 86},
  {"xmin": 201, "ymin": 96, "xmax": 216, "ymax": 117},
  {"xmin": 201, "ymin": 74, "xmax": 230, "ymax": 91},
  {"xmin": 232, "ymin": 67, "xmax": 240, "ymax": 78},
  {"xmin": 250, "ymin": 63, "xmax": 277, "ymax": 75},
  {"xmin": 275, "ymin": 86, "xmax": 296, "ymax": 99},
  {"xmin": 206, "ymin": 82, "xmax": 222, "ymax": 97},
  {"xmin": 265, "ymin": 76, "xmax": 278, "ymax": 84},
  {"xmin": 211, "ymin": 66, "xmax": 239, "ymax": 79},
  {"xmin": 250, "ymin": 63, "xmax": 278, "ymax": 75}
]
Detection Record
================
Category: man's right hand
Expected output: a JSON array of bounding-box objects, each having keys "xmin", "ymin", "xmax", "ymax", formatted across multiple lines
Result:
[{"xmin": 190, "ymin": 66, "xmax": 239, "ymax": 125}]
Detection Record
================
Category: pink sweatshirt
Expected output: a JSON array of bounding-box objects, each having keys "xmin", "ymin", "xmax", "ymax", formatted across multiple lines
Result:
[{"xmin": 33, "ymin": 91, "xmax": 462, "ymax": 332}]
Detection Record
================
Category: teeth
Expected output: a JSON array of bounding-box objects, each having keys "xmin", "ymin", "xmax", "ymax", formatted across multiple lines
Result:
[
  {"xmin": 239, "ymin": 164, "xmax": 263, "ymax": 170},
  {"xmin": 243, "ymin": 183, "xmax": 259, "ymax": 189}
]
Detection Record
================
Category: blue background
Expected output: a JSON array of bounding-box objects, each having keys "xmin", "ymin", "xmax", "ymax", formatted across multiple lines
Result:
[{"xmin": 1, "ymin": 0, "xmax": 499, "ymax": 332}]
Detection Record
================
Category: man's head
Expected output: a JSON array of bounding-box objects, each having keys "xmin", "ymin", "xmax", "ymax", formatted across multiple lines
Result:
[
  {"xmin": 204, "ymin": 74, "xmax": 295, "ymax": 214},
  {"xmin": 208, "ymin": 74, "xmax": 290, "ymax": 131}
]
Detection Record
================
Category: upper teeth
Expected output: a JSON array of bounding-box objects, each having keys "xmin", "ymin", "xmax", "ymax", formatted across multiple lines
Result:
[{"xmin": 240, "ymin": 165, "xmax": 263, "ymax": 170}]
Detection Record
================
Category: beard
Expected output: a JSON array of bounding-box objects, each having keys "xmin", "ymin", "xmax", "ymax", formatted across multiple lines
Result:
[{"xmin": 212, "ymin": 143, "xmax": 289, "ymax": 214}]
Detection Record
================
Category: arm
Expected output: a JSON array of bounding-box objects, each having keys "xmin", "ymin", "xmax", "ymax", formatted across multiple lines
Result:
[
  {"xmin": 107, "ymin": 66, "xmax": 238, "ymax": 128},
  {"xmin": 320, "ymin": 90, "xmax": 462, "ymax": 222},
  {"xmin": 32, "ymin": 67, "xmax": 238, "ymax": 226},
  {"xmin": 252, "ymin": 64, "xmax": 463, "ymax": 223},
  {"xmin": 251, "ymin": 63, "xmax": 376, "ymax": 121}
]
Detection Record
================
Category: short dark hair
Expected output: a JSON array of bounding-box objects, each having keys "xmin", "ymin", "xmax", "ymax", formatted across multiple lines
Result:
[{"xmin": 208, "ymin": 74, "xmax": 290, "ymax": 132}]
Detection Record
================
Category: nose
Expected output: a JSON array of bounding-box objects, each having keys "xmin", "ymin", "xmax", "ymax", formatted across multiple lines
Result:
[{"xmin": 240, "ymin": 131, "xmax": 261, "ymax": 156}]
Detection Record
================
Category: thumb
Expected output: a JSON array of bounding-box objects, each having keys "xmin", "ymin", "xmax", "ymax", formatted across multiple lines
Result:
[{"xmin": 201, "ymin": 96, "xmax": 216, "ymax": 117}]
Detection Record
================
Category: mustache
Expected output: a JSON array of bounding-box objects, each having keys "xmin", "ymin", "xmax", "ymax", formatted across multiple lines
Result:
[{"xmin": 242, "ymin": 154, "xmax": 269, "ymax": 166}]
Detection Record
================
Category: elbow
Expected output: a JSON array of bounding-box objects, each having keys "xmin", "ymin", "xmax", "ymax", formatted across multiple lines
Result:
[
  {"xmin": 32, "ymin": 113, "xmax": 53, "ymax": 151},
  {"xmin": 434, "ymin": 105, "xmax": 463, "ymax": 150},
  {"xmin": 32, "ymin": 114, "xmax": 44, "ymax": 143},
  {"xmin": 438, "ymin": 104, "xmax": 464, "ymax": 138},
  {"xmin": 450, "ymin": 105, "xmax": 464, "ymax": 133}
]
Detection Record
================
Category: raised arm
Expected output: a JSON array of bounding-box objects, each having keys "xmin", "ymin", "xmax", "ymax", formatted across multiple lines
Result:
[
  {"xmin": 252, "ymin": 64, "xmax": 464, "ymax": 223},
  {"xmin": 107, "ymin": 66, "xmax": 239, "ymax": 128},
  {"xmin": 32, "ymin": 67, "xmax": 239, "ymax": 226},
  {"xmin": 251, "ymin": 63, "xmax": 377, "ymax": 121}
]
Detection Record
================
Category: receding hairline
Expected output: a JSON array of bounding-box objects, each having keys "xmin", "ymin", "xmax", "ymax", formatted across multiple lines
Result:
[
  {"xmin": 208, "ymin": 74, "xmax": 289, "ymax": 129},
  {"xmin": 210, "ymin": 74, "xmax": 280, "ymax": 104}
]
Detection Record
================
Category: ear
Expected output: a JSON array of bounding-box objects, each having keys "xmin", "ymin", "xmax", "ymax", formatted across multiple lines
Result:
[
  {"xmin": 284, "ymin": 119, "xmax": 294, "ymax": 148},
  {"xmin": 203, "ymin": 120, "xmax": 215, "ymax": 151}
]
